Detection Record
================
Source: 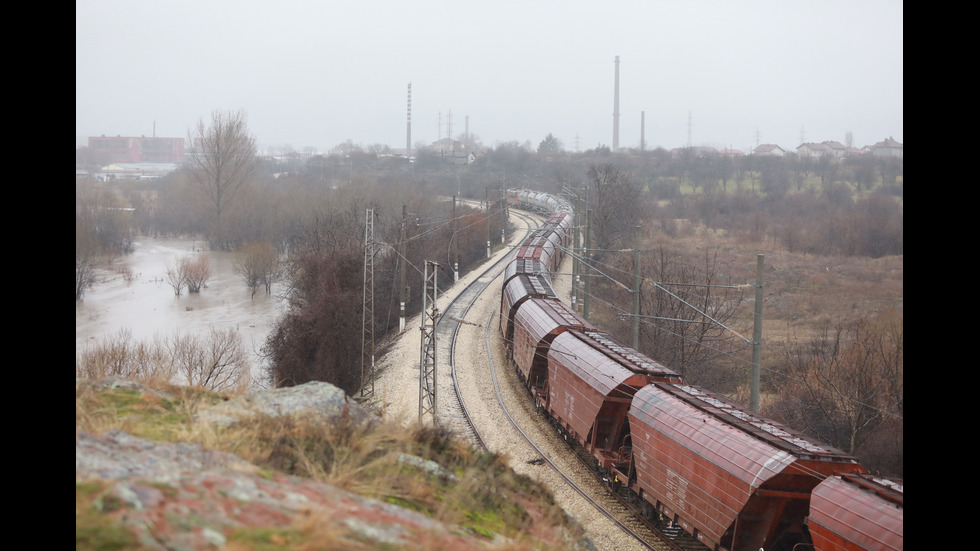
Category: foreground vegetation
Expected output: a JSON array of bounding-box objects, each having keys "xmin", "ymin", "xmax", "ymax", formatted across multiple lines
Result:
[{"xmin": 76, "ymin": 379, "xmax": 586, "ymax": 550}]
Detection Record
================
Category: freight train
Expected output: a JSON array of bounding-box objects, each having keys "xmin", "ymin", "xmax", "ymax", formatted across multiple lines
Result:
[{"xmin": 502, "ymin": 189, "xmax": 903, "ymax": 551}]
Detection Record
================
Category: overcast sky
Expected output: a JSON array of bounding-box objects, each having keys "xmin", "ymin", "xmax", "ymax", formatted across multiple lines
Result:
[{"xmin": 76, "ymin": 0, "xmax": 903, "ymax": 154}]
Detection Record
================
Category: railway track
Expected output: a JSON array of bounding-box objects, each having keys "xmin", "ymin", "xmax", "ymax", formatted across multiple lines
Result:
[
  {"xmin": 481, "ymin": 307, "xmax": 676, "ymax": 551},
  {"xmin": 428, "ymin": 208, "xmax": 672, "ymax": 550},
  {"xmin": 425, "ymin": 210, "xmax": 540, "ymax": 447}
]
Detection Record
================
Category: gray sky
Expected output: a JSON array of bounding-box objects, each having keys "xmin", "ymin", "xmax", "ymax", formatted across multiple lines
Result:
[{"xmin": 76, "ymin": 0, "xmax": 903, "ymax": 154}]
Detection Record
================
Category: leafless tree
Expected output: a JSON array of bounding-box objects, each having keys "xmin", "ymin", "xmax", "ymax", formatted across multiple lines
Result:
[
  {"xmin": 636, "ymin": 245, "xmax": 745, "ymax": 390},
  {"xmin": 586, "ymin": 163, "xmax": 641, "ymax": 255},
  {"xmin": 168, "ymin": 328, "xmax": 250, "ymax": 392},
  {"xmin": 166, "ymin": 258, "xmax": 188, "ymax": 296},
  {"xmin": 76, "ymin": 212, "xmax": 102, "ymax": 300},
  {"xmin": 182, "ymin": 254, "xmax": 212, "ymax": 293},
  {"xmin": 165, "ymin": 254, "xmax": 211, "ymax": 295},
  {"xmin": 237, "ymin": 241, "xmax": 280, "ymax": 298},
  {"xmin": 75, "ymin": 329, "xmax": 171, "ymax": 383},
  {"xmin": 186, "ymin": 109, "xmax": 257, "ymax": 246},
  {"xmin": 766, "ymin": 312, "xmax": 903, "ymax": 475},
  {"xmin": 76, "ymin": 328, "xmax": 250, "ymax": 392}
]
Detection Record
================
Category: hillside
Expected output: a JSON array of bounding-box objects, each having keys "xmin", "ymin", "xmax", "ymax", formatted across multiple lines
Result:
[{"xmin": 76, "ymin": 378, "xmax": 595, "ymax": 551}]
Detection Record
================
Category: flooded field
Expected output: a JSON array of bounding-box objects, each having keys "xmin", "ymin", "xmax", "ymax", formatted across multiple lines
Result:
[{"xmin": 75, "ymin": 237, "xmax": 286, "ymax": 384}]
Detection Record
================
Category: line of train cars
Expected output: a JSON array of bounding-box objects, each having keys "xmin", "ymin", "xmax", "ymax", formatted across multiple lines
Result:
[{"xmin": 501, "ymin": 189, "xmax": 903, "ymax": 551}]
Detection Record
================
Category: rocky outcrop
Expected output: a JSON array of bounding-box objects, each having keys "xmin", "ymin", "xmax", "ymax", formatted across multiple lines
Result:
[{"xmin": 76, "ymin": 378, "xmax": 593, "ymax": 550}]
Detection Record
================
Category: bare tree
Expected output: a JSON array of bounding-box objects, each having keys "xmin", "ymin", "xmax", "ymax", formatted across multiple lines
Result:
[
  {"xmin": 636, "ymin": 245, "xmax": 744, "ymax": 390},
  {"xmin": 169, "ymin": 328, "xmax": 250, "ymax": 392},
  {"xmin": 766, "ymin": 313, "xmax": 903, "ymax": 475},
  {"xmin": 237, "ymin": 241, "xmax": 280, "ymax": 298},
  {"xmin": 586, "ymin": 163, "xmax": 641, "ymax": 254},
  {"xmin": 165, "ymin": 254, "xmax": 211, "ymax": 294},
  {"xmin": 76, "ymin": 328, "xmax": 250, "ymax": 392},
  {"xmin": 76, "ymin": 212, "xmax": 102, "ymax": 300},
  {"xmin": 75, "ymin": 329, "xmax": 171, "ymax": 383},
  {"xmin": 186, "ymin": 109, "xmax": 257, "ymax": 246},
  {"xmin": 182, "ymin": 254, "xmax": 212, "ymax": 293},
  {"xmin": 165, "ymin": 258, "xmax": 188, "ymax": 296}
]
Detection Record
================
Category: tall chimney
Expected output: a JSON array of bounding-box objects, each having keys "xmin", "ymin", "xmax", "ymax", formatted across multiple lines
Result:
[
  {"xmin": 640, "ymin": 111, "xmax": 645, "ymax": 151},
  {"xmin": 613, "ymin": 56, "xmax": 620, "ymax": 152},
  {"xmin": 406, "ymin": 83, "xmax": 412, "ymax": 157}
]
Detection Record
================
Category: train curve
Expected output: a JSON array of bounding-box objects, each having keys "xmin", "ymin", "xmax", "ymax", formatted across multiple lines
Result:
[{"xmin": 500, "ymin": 188, "xmax": 903, "ymax": 551}]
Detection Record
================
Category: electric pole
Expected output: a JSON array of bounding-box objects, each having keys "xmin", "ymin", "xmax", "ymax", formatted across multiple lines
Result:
[
  {"xmin": 632, "ymin": 226, "xmax": 640, "ymax": 349},
  {"xmin": 399, "ymin": 205, "xmax": 407, "ymax": 332},
  {"xmin": 419, "ymin": 261, "xmax": 439, "ymax": 425},
  {"xmin": 360, "ymin": 209, "xmax": 375, "ymax": 399},
  {"xmin": 751, "ymin": 254, "xmax": 764, "ymax": 413}
]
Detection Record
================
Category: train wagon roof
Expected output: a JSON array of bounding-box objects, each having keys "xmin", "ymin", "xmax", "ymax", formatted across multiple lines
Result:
[
  {"xmin": 549, "ymin": 331, "xmax": 652, "ymax": 395},
  {"xmin": 808, "ymin": 474, "xmax": 903, "ymax": 551},
  {"xmin": 503, "ymin": 274, "xmax": 555, "ymax": 307},
  {"xmin": 505, "ymin": 258, "xmax": 546, "ymax": 280},
  {"xmin": 512, "ymin": 297, "xmax": 591, "ymax": 342},
  {"xmin": 501, "ymin": 274, "xmax": 557, "ymax": 337},
  {"xmin": 572, "ymin": 329, "xmax": 682, "ymax": 381},
  {"xmin": 515, "ymin": 244, "xmax": 551, "ymax": 261},
  {"xmin": 659, "ymin": 384, "xmax": 858, "ymax": 460}
]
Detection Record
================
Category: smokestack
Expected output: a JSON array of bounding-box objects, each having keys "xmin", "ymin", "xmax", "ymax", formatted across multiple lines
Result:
[
  {"xmin": 406, "ymin": 83, "xmax": 412, "ymax": 157},
  {"xmin": 640, "ymin": 111, "xmax": 645, "ymax": 151},
  {"xmin": 613, "ymin": 55, "xmax": 620, "ymax": 152}
]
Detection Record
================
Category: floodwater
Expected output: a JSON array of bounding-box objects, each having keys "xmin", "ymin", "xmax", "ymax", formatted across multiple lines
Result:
[{"xmin": 75, "ymin": 237, "xmax": 287, "ymax": 385}]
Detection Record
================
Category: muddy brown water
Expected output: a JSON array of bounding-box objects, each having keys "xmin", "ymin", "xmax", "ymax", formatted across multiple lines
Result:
[{"xmin": 75, "ymin": 237, "xmax": 286, "ymax": 385}]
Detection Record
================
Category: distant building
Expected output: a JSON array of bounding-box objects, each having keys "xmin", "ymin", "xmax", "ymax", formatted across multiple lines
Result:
[
  {"xmin": 95, "ymin": 162, "xmax": 179, "ymax": 181},
  {"xmin": 821, "ymin": 140, "xmax": 848, "ymax": 159},
  {"xmin": 88, "ymin": 135, "xmax": 185, "ymax": 164},
  {"xmin": 868, "ymin": 137, "xmax": 903, "ymax": 158},
  {"xmin": 797, "ymin": 142, "xmax": 832, "ymax": 158},
  {"xmin": 753, "ymin": 144, "xmax": 786, "ymax": 156}
]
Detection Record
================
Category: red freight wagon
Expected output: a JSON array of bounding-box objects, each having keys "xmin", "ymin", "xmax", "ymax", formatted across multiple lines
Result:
[
  {"xmin": 503, "ymin": 258, "xmax": 546, "ymax": 289},
  {"xmin": 808, "ymin": 473, "xmax": 903, "ymax": 551},
  {"xmin": 514, "ymin": 242, "xmax": 553, "ymax": 276},
  {"xmin": 546, "ymin": 212, "xmax": 572, "ymax": 247},
  {"xmin": 574, "ymin": 330, "xmax": 683, "ymax": 385},
  {"xmin": 626, "ymin": 383, "xmax": 865, "ymax": 551},
  {"xmin": 531, "ymin": 228, "xmax": 564, "ymax": 271},
  {"xmin": 510, "ymin": 297, "xmax": 590, "ymax": 392},
  {"xmin": 545, "ymin": 329, "xmax": 679, "ymax": 469},
  {"xmin": 500, "ymin": 273, "xmax": 556, "ymax": 353}
]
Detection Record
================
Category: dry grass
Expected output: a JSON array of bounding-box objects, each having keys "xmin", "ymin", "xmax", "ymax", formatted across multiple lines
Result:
[
  {"xmin": 76, "ymin": 380, "xmax": 578, "ymax": 548},
  {"xmin": 660, "ymin": 225, "xmax": 903, "ymax": 344}
]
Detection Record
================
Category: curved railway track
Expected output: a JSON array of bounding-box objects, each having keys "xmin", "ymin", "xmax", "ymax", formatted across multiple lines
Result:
[
  {"xmin": 427, "ymin": 210, "xmax": 539, "ymax": 447},
  {"xmin": 481, "ymin": 308, "xmax": 669, "ymax": 551},
  {"xmin": 428, "ymin": 208, "xmax": 673, "ymax": 551}
]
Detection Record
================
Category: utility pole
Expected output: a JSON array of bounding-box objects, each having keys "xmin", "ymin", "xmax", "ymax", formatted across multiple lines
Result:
[
  {"xmin": 572, "ymin": 195, "xmax": 581, "ymax": 312},
  {"xmin": 453, "ymin": 196, "xmax": 459, "ymax": 283},
  {"xmin": 583, "ymin": 208, "xmax": 592, "ymax": 320},
  {"xmin": 486, "ymin": 187, "xmax": 491, "ymax": 258},
  {"xmin": 419, "ymin": 261, "xmax": 438, "ymax": 425},
  {"xmin": 751, "ymin": 254, "xmax": 764, "ymax": 413},
  {"xmin": 631, "ymin": 226, "xmax": 640, "ymax": 349},
  {"xmin": 360, "ymin": 209, "xmax": 375, "ymax": 399},
  {"xmin": 399, "ymin": 205, "xmax": 407, "ymax": 332}
]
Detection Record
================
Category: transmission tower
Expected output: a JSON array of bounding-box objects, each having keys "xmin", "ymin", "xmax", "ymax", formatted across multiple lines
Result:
[
  {"xmin": 418, "ymin": 261, "xmax": 439, "ymax": 425},
  {"xmin": 360, "ymin": 209, "xmax": 375, "ymax": 399}
]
